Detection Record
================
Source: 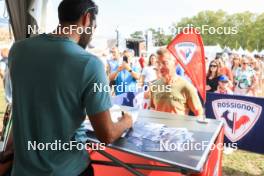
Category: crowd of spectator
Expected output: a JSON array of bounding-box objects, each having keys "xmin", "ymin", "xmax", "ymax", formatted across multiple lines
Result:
[{"xmin": 206, "ymin": 53, "xmax": 263, "ymax": 96}]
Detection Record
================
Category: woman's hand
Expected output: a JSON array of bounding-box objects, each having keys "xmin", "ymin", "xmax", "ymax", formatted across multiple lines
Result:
[{"xmin": 206, "ymin": 85, "xmax": 211, "ymax": 91}]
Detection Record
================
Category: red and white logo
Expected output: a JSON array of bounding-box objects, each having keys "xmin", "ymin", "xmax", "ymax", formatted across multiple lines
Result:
[
  {"xmin": 212, "ymin": 99, "xmax": 262, "ymax": 142},
  {"xmin": 175, "ymin": 42, "xmax": 197, "ymax": 65}
]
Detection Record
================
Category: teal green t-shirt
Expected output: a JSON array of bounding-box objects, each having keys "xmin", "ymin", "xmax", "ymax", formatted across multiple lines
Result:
[{"xmin": 8, "ymin": 34, "xmax": 112, "ymax": 176}]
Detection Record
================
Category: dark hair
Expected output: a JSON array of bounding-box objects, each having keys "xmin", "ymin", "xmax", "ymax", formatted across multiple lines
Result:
[
  {"xmin": 58, "ymin": 0, "xmax": 98, "ymax": 23},
  {"xmin": 207, "ymin": 60, "xmax": 220, "ymax": 79},
  {"xmin": 215, "ymin": 55, "xmax": 222, "ymax": 60},
  {"xmin": 148, "ymin": 54, "xmax": 156, "ymax": 66}
]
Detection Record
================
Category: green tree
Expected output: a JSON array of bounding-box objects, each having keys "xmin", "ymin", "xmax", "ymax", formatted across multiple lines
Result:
[
  {"xmin": 130, "ymin": 31, "xmax": 144, "ymax": 39},
  {"xmin": 148, "ymin": 28, "xmax": 173, "ymax": 46},
  {"xmin": 130, "ymin": 11, "xmax": 264, "ymax": 50},
  {"xmin": 172, "ymin": 10, "xmax": 263, "ymax": 51}
]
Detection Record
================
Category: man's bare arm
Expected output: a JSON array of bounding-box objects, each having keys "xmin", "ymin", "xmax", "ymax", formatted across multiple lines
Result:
[{"xmin": 88, "ymin": 110, "xmax": 132, "ymax": 144}]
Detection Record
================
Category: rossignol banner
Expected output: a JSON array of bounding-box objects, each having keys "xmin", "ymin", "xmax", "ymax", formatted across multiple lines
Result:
[
  {"xmin": 205, "ymin": 92, "xmax": 264, "ymax": 154},
  {"xmin": 167, "ymin": 28, "xmax": 206, "ymax": 102}
]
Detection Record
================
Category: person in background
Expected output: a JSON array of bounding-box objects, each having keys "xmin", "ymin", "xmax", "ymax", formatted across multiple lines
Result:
[
  {"xmin": 127, "ymin": 49, "xmax": 141, "ymax": 69},
  {"xmin": 109, "ymin": 49, "xmax": 140, "ymax": 95},
  {"xmin": 249, "ymin": 57, "xmax": 260, "ymax": 96},
  {"xmin": 206, "ymin": 60, "xmax": 220, "ymax": 92},
  {"xmin": 215, "ymin": 75, "xmax": 233, "ymax": 94},
  {"xmin": 149, "ymin": 48, "xmax": 203, "ymax": 116},
  {"xmin": 216, "ymin": 56, "xmax": 233, "ymax": 82},
  {"xmin": 0, "ymin": 48, "xmax": 12, "ymax": 103},
  {"xmin": 107, "ymin": 47, "xmax": 121, "ymax": 94},
  {"xmin": 8, "ymin": 0, "xmax": 132, "ymax": 175},
  {"xmin": 205, "ymin": 56, "xmax": 209, "ymax": 71},
  {"xmin": 0, "ymin": 48, "xmax": 9, "ymax": 79},
  {"xmin": 138, "ymin": 53, "xmax": 145, "ymax": 69},
  {"xmin": 107, "ymin": 47, "xmax": 121, "ymax": 76},
  {"xmin": 261, "ymin": 56, "xmax": 264, "ymax": 93},
  {"xmin": 141, "ymin": 54, "xmax": 157, "ymax": 86},
  {"xmin": 234, "ymin": 58, "xmax": 257, "ymax": 96},
  {"xmin": 123, "ymin": 49, "xmax": 132, "ymax": 61},
  {"xmin": 254, "ymin": 55, "xmax": 263, "ymax": 95},
  {"xmin": 222, "ymin": 52, "xmax": 231, "ymax": 68},
  {"xmin": 230, "ymin": 55, "xmax": 241, "ymax": 90},
  {"xmin": 231, "ymin": 55, "xmax": 241, "ymax": 76}
]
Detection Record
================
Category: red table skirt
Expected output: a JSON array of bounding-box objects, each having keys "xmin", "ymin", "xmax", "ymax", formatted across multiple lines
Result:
[{"xmin": 89, "ymin": 127, "xmax": 224, "ymax": 176}]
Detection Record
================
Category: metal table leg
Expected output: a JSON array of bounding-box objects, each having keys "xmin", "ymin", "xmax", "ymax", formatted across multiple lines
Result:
[
  {"xmin": 91, "ymin": 160, "xmax": 188, "ymax": 173},
  {"xmin": 95, "ymin": 149, "xmax": 145, "ymax": 176}
]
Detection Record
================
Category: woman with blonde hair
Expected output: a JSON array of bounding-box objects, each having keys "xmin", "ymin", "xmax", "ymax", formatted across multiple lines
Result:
[
  {"xmin": 249, "ymin": 57, "xmax": 261, "ymax": 96},
  {"xmin": 234, "ymin": 57, "xmax": 257, "ymax": 96},
  {"xmin": 231, "ymin": 55, "xmax": 241, "ymax": 76}
]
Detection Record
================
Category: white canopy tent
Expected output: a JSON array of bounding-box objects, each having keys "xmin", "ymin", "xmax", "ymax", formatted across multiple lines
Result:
[
  {"xmin": 237, "ymin": 47, "xmax": 244, "ymax": 55},
  {"xmin": 204, "ymin": 44, "xmax": 222, "ymax": 61}
]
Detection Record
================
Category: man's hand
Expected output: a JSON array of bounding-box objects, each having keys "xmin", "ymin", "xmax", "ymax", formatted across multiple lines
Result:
[
  {"xmin": 109, "ymin": 65, "xmax": 123, "ymax": 81},
  {"xmin": 206, "ymin": 85, "xmax": 211, "ymax": 91},
  {"xmin": 119, "ymin": 112, "xmax": 133, "ymax": 128},
  {"xmin": 123, "ymin": 63, "xmax": 131, "ymax": 71},
  {"xmin": 117, "ymin": 65, "xmax": 124, "ymax": 72},
  {"xmin": 88, "ymin": 110, "xmax": 132, "ymax": 144},
  {"xmin": 122, "ymin": 63, "xmax": 140, "ymax": 80}
]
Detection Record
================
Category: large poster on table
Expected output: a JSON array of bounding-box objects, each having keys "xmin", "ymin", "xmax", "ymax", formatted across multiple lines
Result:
[{"xmin": 205, "ymin": 92, "xmax": 264, "ymax": 154}]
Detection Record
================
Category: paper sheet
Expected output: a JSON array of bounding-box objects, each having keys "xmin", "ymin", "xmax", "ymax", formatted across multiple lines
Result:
[
  {"xmin": 80, "ymin": 105, "xmax": 138, "ymax": 138},
  {"xmin": 126, "ymin": 122, "xmax": 194, "ymax": 152}
]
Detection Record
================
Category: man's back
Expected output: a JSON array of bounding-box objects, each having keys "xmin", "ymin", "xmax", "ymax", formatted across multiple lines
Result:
[{"xmin": 9, "ymin": 34, "xmax": 112, "ymax": 176}]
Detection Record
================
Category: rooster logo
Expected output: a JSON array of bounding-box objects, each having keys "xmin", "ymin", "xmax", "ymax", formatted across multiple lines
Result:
[
  {"xmin": 221, "ymin": 110, "xmax": 250, "ymax": 134},
  {"xmin": 175, "ymin": 42, "xmax": 196, "ymax": 65},
  {"xmin": 180, "ymin": 48, "xmax": 192, "ymax": 60},
  {"xmin": 212, "ymin": 99, "xmax": 262, "ymax": 142}
]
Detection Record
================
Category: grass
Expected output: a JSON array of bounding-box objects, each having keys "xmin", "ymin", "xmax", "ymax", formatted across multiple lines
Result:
[{"xmin": 223, "ymin": 150, "xmax": 264, "ymax": 176}]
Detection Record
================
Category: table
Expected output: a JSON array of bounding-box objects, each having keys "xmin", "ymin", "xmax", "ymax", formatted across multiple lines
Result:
[{"xmin": 86, "ymin": 108, "xmax": 224, "ymax": 176}]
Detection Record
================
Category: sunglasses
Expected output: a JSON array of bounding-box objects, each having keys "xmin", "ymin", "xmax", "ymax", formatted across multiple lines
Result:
[
  {"xmin": 243, "ymin": 62, "xmax": 249, "ymax": 65},
  {"xmin": 220, "ymin": 81, "xmax": 228, "ymax": 83},
  {"xmin": 210, "ymin": 65, "xmax": 217, "ymax": 67}
]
